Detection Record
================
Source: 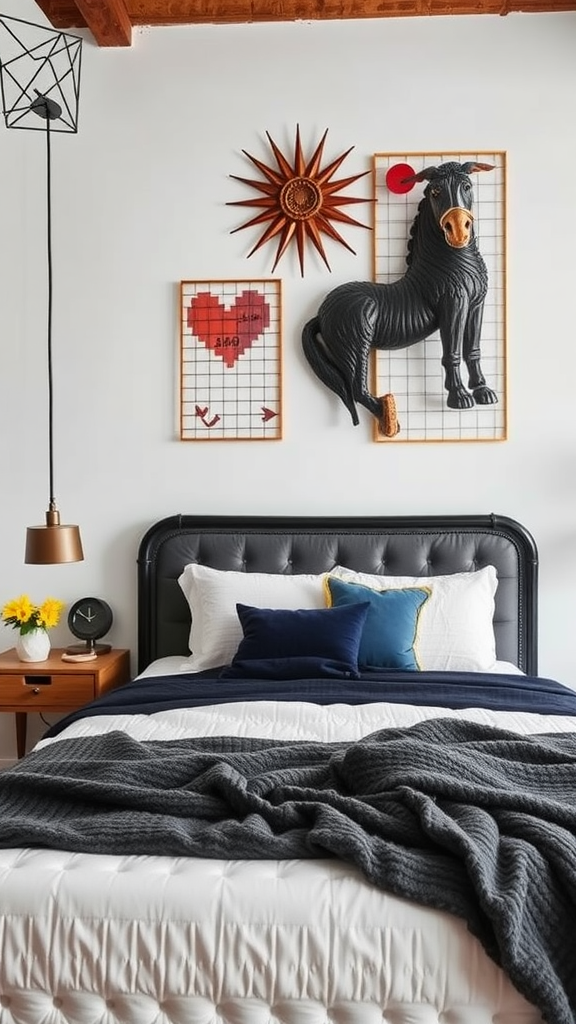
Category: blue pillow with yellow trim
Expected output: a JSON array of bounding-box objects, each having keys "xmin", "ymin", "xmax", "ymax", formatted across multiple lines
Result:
[{"xmin": 325, "ymin": 576, "xmax": 430, "ymax": 671}]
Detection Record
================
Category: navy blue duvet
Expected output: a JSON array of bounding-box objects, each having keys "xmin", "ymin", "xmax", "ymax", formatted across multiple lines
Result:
[{"xmin": 43, "ymin": 667, "xmax": 576, "ymax": 739}]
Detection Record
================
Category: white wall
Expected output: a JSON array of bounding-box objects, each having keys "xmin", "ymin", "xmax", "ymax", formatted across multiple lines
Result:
[{"xmin": 1, "ymin": 2, "xmax": 575, "ymax": 757}]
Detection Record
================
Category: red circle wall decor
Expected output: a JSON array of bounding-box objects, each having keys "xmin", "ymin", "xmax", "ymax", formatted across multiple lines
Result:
[{"xmin": 385, "ymin": 162, "xmax": 416, "ymax": 195}]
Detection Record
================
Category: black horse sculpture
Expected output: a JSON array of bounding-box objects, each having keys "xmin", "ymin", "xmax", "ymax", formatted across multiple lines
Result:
[{"xmin": 302, "ymin": 161, "xmax": 498, "ymax": 432}]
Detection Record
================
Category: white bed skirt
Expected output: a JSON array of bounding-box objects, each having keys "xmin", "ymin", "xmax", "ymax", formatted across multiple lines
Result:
[{"xmin": 0, "ymin": 846, "xmax": 542, "ymax": 1024}]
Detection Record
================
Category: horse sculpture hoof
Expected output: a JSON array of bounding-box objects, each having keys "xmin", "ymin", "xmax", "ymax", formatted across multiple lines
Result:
[
  {"xmin": 447, "ymin": 389, "xmax": 475, "ymax": 410},
  {"xmin": 378, "ymin": 394, "xmax": 400, "ymax": 437},
  {"xmin": 473, "ymin": 386, "xmax": 498, "ymax": 405}
]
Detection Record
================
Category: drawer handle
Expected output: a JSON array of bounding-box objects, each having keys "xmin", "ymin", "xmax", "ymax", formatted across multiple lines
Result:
[
  {"xmin": 32, "ymin": 687, "xmax": 40, "ymax": 695},
  {"xmin": 24, "ymin": 675, "xmax": 52, "ymax": 687}
]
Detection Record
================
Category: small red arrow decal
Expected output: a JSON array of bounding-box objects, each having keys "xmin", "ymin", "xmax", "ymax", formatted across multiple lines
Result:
[
  {"xmin": 261, "ymin": 407, "xmax": 277, "ymax": 422},
  {"xmin": 195, "ymin": 405, "xmax": 221, "ymax": 428}
]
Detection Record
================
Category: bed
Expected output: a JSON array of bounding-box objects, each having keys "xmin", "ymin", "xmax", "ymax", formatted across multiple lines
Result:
[{"xmin": 1, "ymin": 511, "xmax": 576, "ymax": 1024}]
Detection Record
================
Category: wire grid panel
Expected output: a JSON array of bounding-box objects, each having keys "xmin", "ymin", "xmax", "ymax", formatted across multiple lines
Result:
[
  {"xmin": 373, "ymin": 152, "xmax": 507, "ymax": 443},
  {"xmin": 180, "ymin": 280, "xmax": 282, "ymax": 441}
]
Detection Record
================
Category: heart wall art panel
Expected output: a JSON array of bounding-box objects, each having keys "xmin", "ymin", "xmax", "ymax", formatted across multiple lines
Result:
[{"xmin": 180, "ymin": 280, "xmax": 282, "ymax": 441}]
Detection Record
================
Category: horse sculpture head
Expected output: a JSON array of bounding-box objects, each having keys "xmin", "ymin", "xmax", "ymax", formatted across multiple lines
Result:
[{"xmin": 403, "ymin": 161, "xmax": 494, "ymax": 249}]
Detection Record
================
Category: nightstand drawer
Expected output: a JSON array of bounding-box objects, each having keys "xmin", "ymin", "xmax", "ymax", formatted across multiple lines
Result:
[{"xmin": 0, "ymin": 673, "xmax": 95, "ymax": 706}]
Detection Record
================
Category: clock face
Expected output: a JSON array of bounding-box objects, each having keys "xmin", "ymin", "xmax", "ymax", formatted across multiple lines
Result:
[{"xmin": 68, "ymin": 598, "xmax": 113, "ymax": 641}]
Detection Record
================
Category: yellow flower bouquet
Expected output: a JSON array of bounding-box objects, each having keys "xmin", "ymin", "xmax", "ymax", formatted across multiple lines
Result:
[{"xmin": 2, "ymin": 594, "xmax": 64, "ymax": 635}]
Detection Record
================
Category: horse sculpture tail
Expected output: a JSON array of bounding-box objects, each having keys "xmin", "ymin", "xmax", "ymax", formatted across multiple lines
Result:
[{"xmin": 302, "ymin": 317, "xmax": 360, "ymax": 426}]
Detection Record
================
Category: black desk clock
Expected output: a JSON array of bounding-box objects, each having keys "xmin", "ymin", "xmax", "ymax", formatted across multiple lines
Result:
[{"xmin": 67, "ymin": 597, "xmax": 113, "ymax": 654}]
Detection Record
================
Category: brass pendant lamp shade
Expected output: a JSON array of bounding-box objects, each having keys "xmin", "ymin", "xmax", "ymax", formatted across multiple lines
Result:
[
  {"xmin": 25, "ymin": 509, "xmax": 84, "ymax": 565},
  {"xmin": 0, "ymin": 15, "xmax": 84, "ymax": 564}
]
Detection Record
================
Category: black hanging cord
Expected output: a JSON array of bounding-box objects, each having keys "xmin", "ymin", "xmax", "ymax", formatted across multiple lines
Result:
[{"xmin": 45, "ymin": 109, "xmax": 55, "ymax": 510}]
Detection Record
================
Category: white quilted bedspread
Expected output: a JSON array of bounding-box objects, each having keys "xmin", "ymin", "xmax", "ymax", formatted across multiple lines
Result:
[{"xmin": 3, "ymin": 666, "xmax": 574, "ymax": 1024}]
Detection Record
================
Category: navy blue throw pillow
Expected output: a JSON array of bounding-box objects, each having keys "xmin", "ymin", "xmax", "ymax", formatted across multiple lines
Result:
[{"xmin": 229, "ymin": 601, "xmax": 370, "ymax": 674}]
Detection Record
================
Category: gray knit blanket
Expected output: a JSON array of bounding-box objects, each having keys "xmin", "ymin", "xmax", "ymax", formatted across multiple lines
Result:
[{"xmin": 1, "ymin": 717, "xmax": 576, "ymax": 1024}]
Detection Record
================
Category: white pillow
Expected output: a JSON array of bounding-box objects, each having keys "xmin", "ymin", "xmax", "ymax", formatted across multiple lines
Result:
[
  {"xmin": 178, "ymin": 563, "xmax": 326, "ymax": 671},
  {"xmin": 329, "ymin": 564, "xmax": 498, "ymax": 672}
]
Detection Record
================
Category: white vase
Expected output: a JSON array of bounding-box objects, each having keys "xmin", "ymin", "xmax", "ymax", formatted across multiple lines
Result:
[{"xmin": 15, "ymin": 628, "xmax": 51, "ymax": 663}]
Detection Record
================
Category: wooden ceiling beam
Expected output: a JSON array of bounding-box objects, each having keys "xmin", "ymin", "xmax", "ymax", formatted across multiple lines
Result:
[
  {"xmin": 33, "ymin": 0, "xmax": 576, "ymax": 46},
  {"xmin": 34, "ymin": 1, "xmax": 131, "ymax": 44},
  {"xmin": 34, "ymin": 2, "xmax": 88, "ymax": 29},
  {"xmin": 73, "ymin": 0, "xmax": 131, "ymax": 44},
  {"xmin": 127, "ymin": 0, "xmax": 576, "ymax": 22}
]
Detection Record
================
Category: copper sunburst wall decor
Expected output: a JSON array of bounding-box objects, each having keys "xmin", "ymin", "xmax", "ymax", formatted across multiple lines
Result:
[{"xmin": 228, "ymin": 125, "xmax": 372, "ymax": 277}]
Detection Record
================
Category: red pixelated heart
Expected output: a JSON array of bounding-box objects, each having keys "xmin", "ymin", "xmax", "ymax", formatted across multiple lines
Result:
[{"xmin": 187, "ymin": 290, "xmax": 270, "ymax": 368}]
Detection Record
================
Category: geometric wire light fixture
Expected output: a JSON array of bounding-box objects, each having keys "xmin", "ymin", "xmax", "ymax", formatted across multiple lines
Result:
[{"xmin": 0, "ymin": 14, "xmax": 84, "ymax": 563}]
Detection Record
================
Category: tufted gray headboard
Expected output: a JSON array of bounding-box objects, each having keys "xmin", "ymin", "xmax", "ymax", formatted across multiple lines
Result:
[{"xmin": 136, "ymin": 513, "xmax": 538, "ymax": 676}]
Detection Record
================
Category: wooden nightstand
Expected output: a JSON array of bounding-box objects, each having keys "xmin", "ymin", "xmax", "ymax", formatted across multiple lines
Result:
[{"xmin": 0, "ymin": 647, "xmax": 131, "ymax": 758}]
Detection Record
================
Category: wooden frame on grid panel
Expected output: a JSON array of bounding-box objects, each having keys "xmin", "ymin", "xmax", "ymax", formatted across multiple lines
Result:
[
  {"xmin": 371, "ymin": 151, "xmax": 507, "ymax": 444},
  {"xmin": 180, "ymin": 279, "xmax": 282, "ymax": 442}
]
